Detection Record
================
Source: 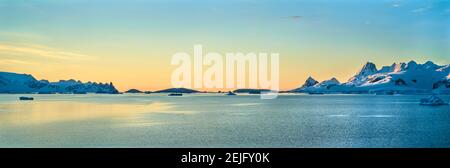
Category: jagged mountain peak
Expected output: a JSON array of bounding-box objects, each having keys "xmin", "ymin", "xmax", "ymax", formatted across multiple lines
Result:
[
  {"xmin": 329, "ymin": 77, "xmax": 339, "ymax": 83},
  {"xmin": 405, "ymin": 60, "xmax": 417, "ymax": 70},
  {"xmin": 315, "ymin": 77, "xmax": 340, "ymax": 87},
  {"xmin": 301, "ymin": 76, "xmax": 319, "ymax": 88},
  {"xmin": 358, "ymin": 62, "xmax": 378, "ymax": 76},
  {"xmin": 424, "ymin": 60, "xmax": 436, "ymax": 66},
  {"xmin": 423, "ymin": 61, "xmax": 440, "ymax": 70},
  {"xmin": 306, "ymin": 76, "xmax": 315, "ymax": 81},
  {"xmin": 392, "ymin": 62, "xmax": 407, "ymax": 72},
  {"xmin": 348, "ymin": 62, "xmax": 378, "ymax": 83},
  {"xmin": 321, "ymin": 77, "xmax": 340, "ymax": 84}
]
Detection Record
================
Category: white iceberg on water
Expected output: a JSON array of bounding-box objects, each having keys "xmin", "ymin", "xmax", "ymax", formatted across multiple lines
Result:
[{"xmin": 420, "ymin": 95, "xmax": 449, "ymax": 106}]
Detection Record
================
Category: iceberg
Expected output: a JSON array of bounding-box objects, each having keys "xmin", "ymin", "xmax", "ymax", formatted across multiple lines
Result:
[{"xmin": 420, "ymin": 95, "xmax": 449, "ymax": 106}]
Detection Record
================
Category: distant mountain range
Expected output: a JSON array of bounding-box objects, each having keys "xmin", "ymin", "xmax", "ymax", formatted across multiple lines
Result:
[
  {"xmin": 292, "ymin": 61, "xmax": 450, "ymax": 94},
  {"xmin": 0, "ymin": 72, "xmax": 119, "ymax": 94},
  {"xmin": 154, "ymin": 88, "xmax": 199, "ymax": 93},
  {"xmin": 233, "ymin": 89, "xmax": 272, "ymax": 94},
  {"xmin": 1, "ymin": 60, "xmax": 449, "ymax": 95},
  {"xmin": 125, "ymin": 89, "xmax": 144, "ymax": 93}
]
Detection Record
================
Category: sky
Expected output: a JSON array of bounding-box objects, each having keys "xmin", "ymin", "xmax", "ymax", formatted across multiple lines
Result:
[{"xmin": 0, "ymin": 0, "xmax": 449, "ymax": 91}]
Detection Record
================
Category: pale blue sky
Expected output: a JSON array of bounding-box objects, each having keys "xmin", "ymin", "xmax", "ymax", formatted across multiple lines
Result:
[{"xmin": 0, "ymin": 0, "xmax": 449, "ymax": 90}]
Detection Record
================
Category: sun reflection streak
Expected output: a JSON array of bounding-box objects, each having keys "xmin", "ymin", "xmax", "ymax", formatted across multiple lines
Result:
[{"xmin": 0, "ymin": 101, "xmax": 171, "ymax": 126}]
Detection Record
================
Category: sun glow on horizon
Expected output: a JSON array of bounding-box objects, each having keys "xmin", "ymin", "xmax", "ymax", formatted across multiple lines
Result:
[{"xmin": 0, "ymin": 0, "xmax": 448, "ymax": 92}]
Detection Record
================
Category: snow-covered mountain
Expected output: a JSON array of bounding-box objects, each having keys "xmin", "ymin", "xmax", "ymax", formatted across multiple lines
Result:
[
  {"xmin": 0, "ymin": 71, "xmax": 119, "ymax": 94},
  {"xmin": 348, "ymin": 62, "xmax": 377, "ymax": 85},
  {"xmin": 293, "ymin": 61, "xmax": 450, "ymax": 94},
  {"xmin": 298, "ymin": 77, "xmax": 318, "ymax": 88},
  {"xmin": 292, "ymin": 77, "xmax": 340, "ymax": 92}
]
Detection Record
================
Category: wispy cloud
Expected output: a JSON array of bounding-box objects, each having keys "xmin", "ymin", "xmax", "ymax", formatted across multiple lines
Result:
[
  {"xmin": 0, "ymin": 59, "xmax": 38, "ymax": 65},
  {"xmin": 385, "ymin": 0, "xmax": 402, "ymax": 8},
  {"xmin": 391, "ymin": 4, "xmax": 401, "ymax": 8},
  {"xmin": 0, "ymin": 44, "xmax": 93, "ymax": 60},
  {"xmin": 281, "ymin": 16, "xmax": 302, "ymax": 21},
  {"xmin": 390, "ymin": 3, "xmax": 401, "ymax": 8},
  {"xmin": 412, "ymin": 6, "xmax": 432, "ymax": 13}
]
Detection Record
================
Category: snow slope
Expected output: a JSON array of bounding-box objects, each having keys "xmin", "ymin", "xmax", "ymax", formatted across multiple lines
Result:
[
  {"xmin": 293, "ymin": 61, "xmax": 450, "ymax": 94},
  {"xmin": 0, "ymin": 72, "xmax": 119, "ymax": 94}
]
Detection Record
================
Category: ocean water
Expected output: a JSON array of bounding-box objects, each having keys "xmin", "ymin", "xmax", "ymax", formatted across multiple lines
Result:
[{"xmin": 0, "ymin": 94, "xmax": 449, "ymax": 148}]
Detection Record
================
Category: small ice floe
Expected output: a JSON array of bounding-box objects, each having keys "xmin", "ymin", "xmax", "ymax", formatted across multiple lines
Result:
[
  {"xmin": 420, "ymin": 95, "xmax": 448, "ymax": 106},
  {"xmin": 19, "ymin": 97, "xmax": 34, "ymax": 101}
]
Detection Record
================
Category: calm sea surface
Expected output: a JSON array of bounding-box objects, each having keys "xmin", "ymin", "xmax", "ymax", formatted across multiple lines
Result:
[{"xmin": 0, "ymin": 94, "xmax": 449, "ymax": 147}]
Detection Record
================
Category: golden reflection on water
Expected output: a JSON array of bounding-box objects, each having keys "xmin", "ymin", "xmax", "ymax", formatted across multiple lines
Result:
[{"xmin": 0, "ymin": 101, "xmax": 171, "ymax": 126}]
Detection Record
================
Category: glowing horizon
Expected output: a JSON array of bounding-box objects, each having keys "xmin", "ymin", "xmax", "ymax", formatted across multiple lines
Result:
[{"xmin": 0, "ymin": 0, "xmax": 448, "ymax": 92}]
